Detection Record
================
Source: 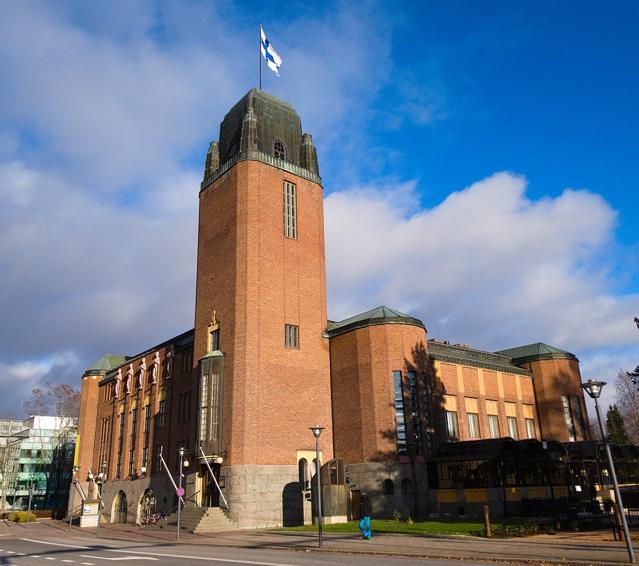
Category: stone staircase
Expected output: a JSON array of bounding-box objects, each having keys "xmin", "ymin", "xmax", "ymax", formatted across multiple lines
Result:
[{"xmin": 167, "ymin": 506, "xmax": 238, "ymax": 533}]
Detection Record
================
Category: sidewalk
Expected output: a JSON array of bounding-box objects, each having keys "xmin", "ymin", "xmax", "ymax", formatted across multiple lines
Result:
[{"xmin": 24, "ymin": 520, "xmax": 637, "ymax": 566}]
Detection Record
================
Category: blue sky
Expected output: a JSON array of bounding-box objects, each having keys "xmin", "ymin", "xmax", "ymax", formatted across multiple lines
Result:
[{"xmin": 0, "ymin": 0, "xmax": 637, "ymax": 415}]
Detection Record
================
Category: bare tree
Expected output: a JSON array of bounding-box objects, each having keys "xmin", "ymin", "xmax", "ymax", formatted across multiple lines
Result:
[
  {"xmin": 22, "ymin": 382, "xmax": 80, "ymax": 419},
  {"xmin": 615, "ymin": 369, "xmax": 639, "ymax": 444}
]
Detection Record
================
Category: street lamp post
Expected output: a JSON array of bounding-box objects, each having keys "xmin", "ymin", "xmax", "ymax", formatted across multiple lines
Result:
[
  {"xmin": 310, "ymin": 425, "xmax": 324, "ymax": 548},
  {"xmin": 93, "ymin": 462, "xmax": 107, "ymax": 538},
  {"xmin": 176, "ymin": 447, "xmax": 189, "ymax": 543},
  {"xmin": 27, "ymin": 475, "xmax": 34, "ymax": 528},
  {"xmin": 69, "ymin": 465, "xmax": 79, "ymax": 528},
  {"xmin": 582, "ymin": 379, "xmax": 636, "ymax": 563}
]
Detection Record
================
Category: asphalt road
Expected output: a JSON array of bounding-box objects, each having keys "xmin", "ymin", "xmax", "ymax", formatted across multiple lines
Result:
[{"xmin": 0, "ymin": 533, "xmax": 491, "ymax": 566}]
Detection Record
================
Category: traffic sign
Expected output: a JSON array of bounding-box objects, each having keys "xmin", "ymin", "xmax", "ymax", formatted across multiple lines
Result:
[{"xmin": 176, "ymin": 487, "xmax": 185, "ymax": 497}]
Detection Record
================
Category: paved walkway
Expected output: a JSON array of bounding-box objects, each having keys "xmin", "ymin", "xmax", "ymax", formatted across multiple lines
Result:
[{"xmin": 10, "ymin": 520, "xmax": 639, "ymax": 565}]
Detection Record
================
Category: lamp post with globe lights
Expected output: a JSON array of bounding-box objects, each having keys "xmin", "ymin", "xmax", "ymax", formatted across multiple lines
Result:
[
  {"xmin": 582, "ymin": 379, "xmax": 635, "ymax": 563},
  {"xmin": 310, "ymin": 425, "xmax": 324, "ymax": 548},
  {"xmin": 176, "ymin": 447, "xmax": 189, "ymax": 542}
]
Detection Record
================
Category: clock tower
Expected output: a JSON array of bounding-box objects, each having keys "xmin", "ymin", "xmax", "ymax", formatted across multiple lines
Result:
[{"xmin": 193, "ymin": 89, "xmax": 333, "ymax": 527}]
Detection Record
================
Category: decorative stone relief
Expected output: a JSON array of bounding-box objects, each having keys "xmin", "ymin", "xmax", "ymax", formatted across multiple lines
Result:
[
  {"xmin": 138, "ymin": 359, "xmax": 146, "ymax": 390},
  {"xmin": 115, "ymin": 368, "xmax": 122, "ymax": 398},
  {"xmin": 125, "ymin": 364, "xmax": 133, "ymax": 395},
  {"xmin": 151, "ymin": 351, "xmax": 159, "ymax": 384},
  {"xmin": 165, "ymin": 350, "xmax": 173, "ymax": 380}
]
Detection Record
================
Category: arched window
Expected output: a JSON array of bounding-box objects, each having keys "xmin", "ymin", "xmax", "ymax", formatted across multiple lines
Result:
[
  {"xmin": 298, "ymin": 458, "xmax": 309, "ymax": 489},
  {"xmin": 401, "ymin": 478, "xmax": 412, "ymax": 496},
  {"xmin": 382, "ymin": 479, "xmax": 394, "ymax": 496},
  {"xmin": 273, "ymin": 139, "xmax": 287, "ymax": 160}
]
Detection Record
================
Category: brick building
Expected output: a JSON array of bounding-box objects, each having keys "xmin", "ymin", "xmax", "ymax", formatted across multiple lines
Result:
[{"xmin": 73, "ymin": 89, "xmax": 590, "ymax": 527}]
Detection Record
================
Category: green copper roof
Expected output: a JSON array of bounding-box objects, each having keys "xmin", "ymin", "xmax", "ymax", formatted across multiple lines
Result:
[
  {"xmin": 85, "ymin": 354, "xmax": 127, "ymax": 375},
  {"xmin": 200, "ymin": 350, "xmax": 224, "ymax": 360},
  {"xmin": 495, "ymin": 342, "xmax": 578, "ymax": 364},
  {"xmin": 428, "ymin": 341, "xmax": 532, "ymax": 376},
  {"xmin": 327, "ymin": 306, "xmax": 425, "ymax": 338}
]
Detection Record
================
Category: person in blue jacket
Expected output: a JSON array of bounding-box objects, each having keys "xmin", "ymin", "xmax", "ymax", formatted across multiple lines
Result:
[{"xmin": 359, "ymin": 492, "xmax": 372, "ymax": 540}]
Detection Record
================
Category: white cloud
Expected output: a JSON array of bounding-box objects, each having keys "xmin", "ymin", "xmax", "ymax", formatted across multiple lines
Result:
[{"xmin": 325, "ymin": 171, "xmax": 639, "ymax": 357}]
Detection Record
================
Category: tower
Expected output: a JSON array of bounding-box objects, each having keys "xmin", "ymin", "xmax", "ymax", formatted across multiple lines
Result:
[{"xmin": 193, "ymin": 89, "xmax": 333, "ymax": 527}]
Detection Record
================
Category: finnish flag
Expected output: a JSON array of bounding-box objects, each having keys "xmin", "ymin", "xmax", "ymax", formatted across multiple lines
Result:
[{"xmin": 260, "ymin": 25, "xmax": 282, "ymax": 76}]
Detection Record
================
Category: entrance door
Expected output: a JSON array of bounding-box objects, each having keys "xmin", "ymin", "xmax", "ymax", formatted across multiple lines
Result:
[
  {"xmin": 201, "ymin": 463, "xmax": 221, "ymax": 507},
  {"xmin": 116, "ymin": 491, "xmax": 128, "ymax": 523}
]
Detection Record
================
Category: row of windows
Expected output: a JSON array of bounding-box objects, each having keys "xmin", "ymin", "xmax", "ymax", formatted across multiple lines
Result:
[
  {"xmin": 109, "ymin": 390, "xmax": 186, "ymax": 478},
  {"xmin": 445, "ymin": 409, "xmax": 536, "ymax": 441},
  {"xmin": 393, "ymin": 370, "xmax": 430, "ymax": 456}
]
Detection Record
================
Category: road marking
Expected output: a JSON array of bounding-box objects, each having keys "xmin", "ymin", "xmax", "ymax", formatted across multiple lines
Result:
[
  {"xmin": 81, "ymin": 563, "xmax": 96, "ymax": 565},
  {"xmin": 44, "ymin": 559, "xmax": 57, "ymax": 561},
  {"xmin": 22, "ymin": 539, "xmax": 89, "ymax": 550},
  {"xmin": 21, "ymin": 539, "xmax": 299, "ymax": 566},
  {"xmin": 81, "ymin": 557, "xmax": 157, "ymax": 562},
  {"xmin": 62, "ymin": 560, "xmax": 76, "ymax": 563},
  {"xmin": 6, "ymin": 550, "xmax": 15, "ymax": 553}
]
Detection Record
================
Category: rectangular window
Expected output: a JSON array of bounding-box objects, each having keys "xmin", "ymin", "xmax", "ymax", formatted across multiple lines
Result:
[
  {"xmin": 181, "ymin": 349, "xmax": 193, "ymax": 373},
  {"xmin": 571, "ymin": 396, "xmax": 586, "ymax": 439},
  {"xmin": 525, "ymin": 418, "xmax": 536, "ymax": 439},
  {"xmin": 445, "ymin": 411, "xmax": 459, "ymax": 438},
  {"xmin": 407, "ymin": 371, "xmax": 421, "ymax": 455},
  {"xmin": 467, "ymin": 413, "xmax": 480, "ymax": 439},
  {"xmin": 393, "ymin": 371, "xmax": 408, "ymax": 455},
  {"xmin": 285, "ymin": 324, "xmax": 299, "ymax": 348},
  {"xmin": 210, "ymin": 328, "xmax": 220, "ymax": 352},
  {"xmin": 283, "ymin": 181, "xmax": 297, "ymax": 239},
  {"xmin": 488, "ymin": 414, "xmax": 500, "ymax": 439},
  {"xmin": 158, "ymin": 399, "xmax": 166, "ymax": 428},
  {"xmin": 507, "ymin": 416, "xmax": 519, "ymax": 439},
  {"xmin": 562, "ymin": 396, "xmax": 576, "ymax": 441}
]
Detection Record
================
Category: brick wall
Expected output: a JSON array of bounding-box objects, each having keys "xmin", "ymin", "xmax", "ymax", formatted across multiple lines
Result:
[
  {"xmin": 330, "ymin": 322, "xmax": 428, "ymax": 463},
  {"xmin": 194, "ymin": 159, "xmax": 333, "ymax": 466}
]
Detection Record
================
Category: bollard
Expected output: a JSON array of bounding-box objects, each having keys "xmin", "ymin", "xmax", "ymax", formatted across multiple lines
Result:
[
  {"xmin": 613, "ymin": 502, "xmax": 625, "ymax": 542},
  {"xmin": 483, "ymin": 504, "xmax": 492, "ymax": 538}
]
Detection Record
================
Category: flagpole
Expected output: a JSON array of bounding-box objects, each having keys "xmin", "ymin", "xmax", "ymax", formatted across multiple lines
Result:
[{"xmin": 259, "ymin": 25, "xmax": 262, "ymax": 90}]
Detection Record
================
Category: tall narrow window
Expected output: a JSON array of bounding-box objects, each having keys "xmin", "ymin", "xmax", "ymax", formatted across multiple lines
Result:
[
  {"xmin": 407, "ymin": 371, "xmax": 421, "ymax": 455},
  {"xmin": 210, "ymin": 328, "xmax": 220, "ymax": 351},
  {"xmin": 443, "ymin": 395, "xmax": 459, "ymax": 439},
  {"xmin": 507, "ymin": 416, "xmax": 519, "ymax": 439},
  {"xmin": 283, "ymin": 181, "xmax": 297, "ymax": 239},
  {"xmin": 562, "ymin": 396, "xmax": 576, "ymax": 441},
  {"xmin": 446, "ymin": 410, "xmax": 459, "ymax": 438},
  {"xmin": 525, "ymin": 418, "xmax": 536, "ymax": 439},
  {"xmin": 285, "ymin": 324, "xmax": 299, "ymax": 348},
  {"xmin": 393, "ymin": 371, "xmax": 407, "ymax": 455},
  {"xmin": 488, "ymin": 414, "xmax": 500, "ymax": 438},
  {"xmin": 468, "ymin": 413, "xmax": 480, "ymax": 438},
  {"xmin": 116, "ymin": 411, "xmax": 125, "ymax": 477},
  {"xmin": 129, "ymin": 407, "xmax": 138, "ymax": 476},
  {"xmin": 158, "ymin": 399, "xmax": 166, "ymax": 428}
]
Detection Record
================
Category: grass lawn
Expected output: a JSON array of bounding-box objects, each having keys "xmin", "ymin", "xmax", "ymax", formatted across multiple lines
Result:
[{"xmin": 274, "ymin": 518, "xmax": 548, "ymax": 537}]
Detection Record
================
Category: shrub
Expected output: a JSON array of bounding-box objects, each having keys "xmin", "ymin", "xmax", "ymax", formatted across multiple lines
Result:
[
  {"xmin": 407, "ymin": 516, "xmax": 414, "ymax": 525},
  {"xmin": 6, "ymin": 511, "xmax": 37, "ymax": 523},
  {"xmin": 393, "ymin": 510, "xmax": 402, "ymax": 523}
]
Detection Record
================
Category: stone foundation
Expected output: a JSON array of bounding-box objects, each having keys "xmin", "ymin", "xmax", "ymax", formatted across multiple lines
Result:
[
  {"xmin": 346, "ymin": 461, "xmax": 430, "ymax": 519},
  {"xmin": 219, "ymin": 464, "xmax": 305, "ymax": 528}
]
